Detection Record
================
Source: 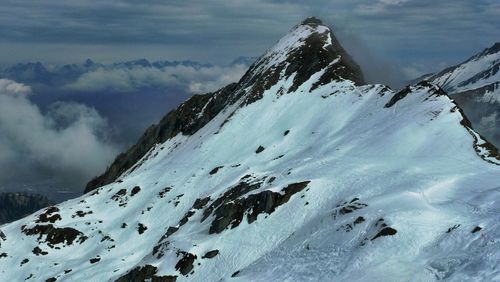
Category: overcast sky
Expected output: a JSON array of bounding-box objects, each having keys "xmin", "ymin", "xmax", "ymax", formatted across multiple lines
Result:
[{"xmin": 0, "ymin": 0, "xmax": 498, "ymax": 76}]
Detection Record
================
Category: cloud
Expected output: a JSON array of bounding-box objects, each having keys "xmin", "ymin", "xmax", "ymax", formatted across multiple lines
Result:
[
  {"xmin": 0, "ymin": 78, "xmax": 31, "ymax": 95},
  {"xmin": 0, "ymin": 79, "xmax": 119, "ymax": 191},
  {"xmin": 356, "ymin": 0, "xmax": 409, "ymax": 14},
  {"xmin": 64, "ymin": 64, "xmax": 250, "ymax": 94}
]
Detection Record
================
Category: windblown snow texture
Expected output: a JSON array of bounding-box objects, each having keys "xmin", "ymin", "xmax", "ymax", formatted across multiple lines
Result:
[{"xmin": 1, "ymin": 17, "xmax": 499, "ymax": 282}]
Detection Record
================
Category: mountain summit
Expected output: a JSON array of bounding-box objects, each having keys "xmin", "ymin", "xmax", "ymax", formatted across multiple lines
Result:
[
  {"xmin": 1, "ymin": 18, "xmax": 500, "ymax": 282},
  {"xmin": 85, "ymin": 18, "xmax": 364, "ymax": 193}
]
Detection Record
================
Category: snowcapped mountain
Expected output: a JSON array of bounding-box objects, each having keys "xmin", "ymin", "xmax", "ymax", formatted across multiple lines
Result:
[
  {"xmin": 1, "ymin": 17, "xmax": 500, "ymax": 282},
  {"xmin": 427, "ymin": 43, "xmax": 500, "ymax": 94},
  {"xmin": 424, "ymin": 43, "xmax": 500, "ymax": 146}
]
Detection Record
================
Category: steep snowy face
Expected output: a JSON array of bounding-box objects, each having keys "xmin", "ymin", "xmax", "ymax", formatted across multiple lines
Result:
[
  {"xmin": 85, "ymin": 17, "xmax": 364, "ymax": 193},
  {"xmin": 1, "ymin": 19, "xmax": 500, "ymax": 282},
  {"xmin": 424, "ymin": 43, "xmax": 500, "ymax": 147}
]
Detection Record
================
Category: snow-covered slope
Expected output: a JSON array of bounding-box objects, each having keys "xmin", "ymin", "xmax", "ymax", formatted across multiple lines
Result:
[
  {"xmin": 425, "ymin": 43, "xmax": 500, "ymax": 147},
  {"xmin": 1, "ymin": 18, "xmax": 500, "ymax": 282}
]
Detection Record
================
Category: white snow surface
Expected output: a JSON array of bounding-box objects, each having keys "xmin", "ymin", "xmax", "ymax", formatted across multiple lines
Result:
[{"xmin": 0, "ymin": 23, "xmax": 499, "ymax": 282}]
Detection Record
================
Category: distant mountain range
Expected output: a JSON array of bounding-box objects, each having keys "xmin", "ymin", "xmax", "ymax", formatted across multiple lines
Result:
[{"xmin": 0, "ymin": 57, "xmax": 256, "ymax": 88}]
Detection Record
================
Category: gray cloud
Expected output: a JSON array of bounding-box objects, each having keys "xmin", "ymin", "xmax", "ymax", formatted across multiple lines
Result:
[
  {"xmin": 0, "ymin": 79, "xmax": 119, "ymax": 192},
  {"xmin": 63, "ymin": 64, "xmax": 249, "ymax": 94}
]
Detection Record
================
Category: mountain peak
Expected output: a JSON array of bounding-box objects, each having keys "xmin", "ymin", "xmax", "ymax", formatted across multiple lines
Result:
[
  {"xmin": 84, "ymin": 58, "xmax": 95, "ymax": 67},
  {"xmin": 235, "ymin": 18, "xmax": 364, "ymax": 104},
  {"xmin": 484, "ymin": 42, "xmax": 500, "ymax": 55},
  {"xmin": 85, "ymin": 19, "xmax": 364, "ymax": 192},
  {"xmin": 300, "ymin": 16, "xmax": 324, "ymax": 26}
]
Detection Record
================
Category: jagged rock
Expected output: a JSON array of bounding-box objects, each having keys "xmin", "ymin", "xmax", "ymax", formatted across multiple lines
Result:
[
  {"xmin": 472, "ymin": 226, "xmax": 482, "ymax": 233},
  {"xmin": 202, "ymin": 250, "xmax": 219, "ymax": 259},
  {"xmin": 371, "ymin": 227, "xmax": 398, "ymax": 240},
  {"xmin": 255, "ymin": 146, "xmax": 265, "ymax": 154},
  {"xmin": 90, "ymin": 257, "xmax": 101, "ymax": 264},
  {"xmin": 175, "ymin": 252, "xmax": 197, "ymax": 276},
  {"xmin": 116, "ymin": 265, "xmax": 177, "ymax": 282},
  {"xmin": 73, "ymin": 210, "xmax": 93, "ymax": 218},
  {"xmin": 21, "ymin": 224, "xmax": 86, "ymax": 246},
  {"xmin": 446, "ymin": 224, "xmax": 461, "ymax": 233},
  {"xmin": 138, "ymin": 223, "xmax": 148, "ymax": 234},
  {"xmin": 158, "ymin": 187, "xmax": 172, "ymax": 198},
  {"xmin": 209, "ymin": 181, "xmax": 310, "ymax": 234},
  {"xmin": 209, "ymin": 166, "xmax": 223, "ymax": 175},
  {"xmin": 202, "ymin": 179, "xmax": 266, "ymax": 222},
  {"xmin": 32, "ymin": 246, "xmax": 48, "ymax": 256},
  {"xmin": 192, "ymin": 197, "xmax": 210, "ymax": 210},
  {"xmin": 130, "ymin": 186, "xmax": 141, "ymax": 196}
]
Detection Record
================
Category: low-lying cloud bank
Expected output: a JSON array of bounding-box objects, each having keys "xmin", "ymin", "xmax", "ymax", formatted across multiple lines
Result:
[
  {"xmin": 0, "ymin": 79, "xmax": 119, "ymax": 192},
  {"xmin": 65, "ymin": 64, "xmax": 249, "ymax": 94}
]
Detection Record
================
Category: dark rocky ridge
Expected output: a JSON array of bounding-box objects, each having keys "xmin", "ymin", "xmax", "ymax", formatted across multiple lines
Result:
[
  {"xmin": 385, "ymin": 81, "xmax": 446, "ymax": 108},
  {"xmin": 0, "ymin": 192, "xmax": 53, "ymax": 225},
  {"xmin": 85, "ymin": 18, "xmax": 364, "ymax": 193}
]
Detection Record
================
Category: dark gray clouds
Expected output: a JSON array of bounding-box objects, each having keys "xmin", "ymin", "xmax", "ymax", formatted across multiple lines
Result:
[
  {"xmin": 0, "ymin": 79, "xmax": 119, "ymax": 198},
  {"xmin": 0, "ymin": 0, "xmax": 498, "ymax": 81}
]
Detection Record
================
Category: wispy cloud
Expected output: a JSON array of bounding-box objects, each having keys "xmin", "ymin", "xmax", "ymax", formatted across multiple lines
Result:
[{"xmin": 356, "ymin": 0, "xmax": 409, "ymax": 14}]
